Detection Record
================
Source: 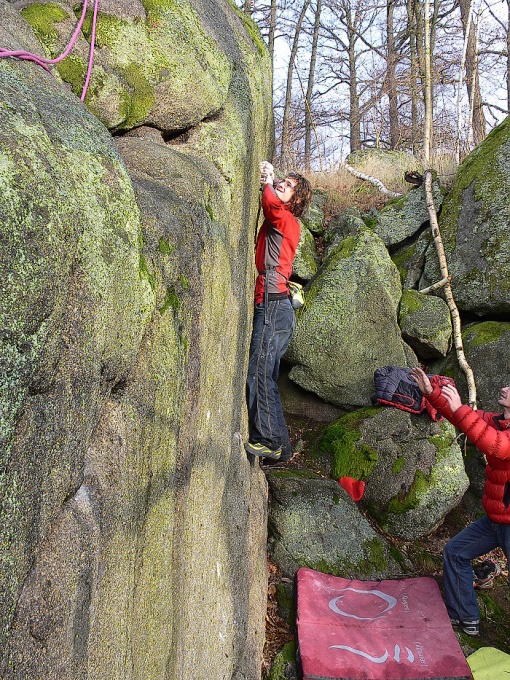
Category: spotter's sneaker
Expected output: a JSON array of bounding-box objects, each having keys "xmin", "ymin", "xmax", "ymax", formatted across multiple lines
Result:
[
  {"xmin": 244, "ymin": 441, "xmax": 282, "ymax": 460},
  {"xmin": 450, "ymin": 619, "xmax": 480, "ymax": 637},
  {"xmin": 473, "ymin": 560, "xmax": 500, "ymax": 589}
]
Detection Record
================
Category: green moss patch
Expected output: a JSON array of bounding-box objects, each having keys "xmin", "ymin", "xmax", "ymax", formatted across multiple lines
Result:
[
  {"xmin": 399, "ymin": 289, "xmax": 424, "ymax": 317},
  {"xmin": 392, "ymin": 457, "xmax": 405, "ymax": 474},
  {"xmin": 56, "ymin": 55, "xmax": 87, "ymax": 98},
  {"xmin": 120, "ymin": 64, "xmax": 155, "ymax": 127},
  {"xmin": 159, "ymin": 286, "xmax": 180, "ymax": 315},
  {"xmin": 228, "ymin": 0, "xmax": 266, "ymax": 57},
  {"xmin": 21, "ymin": 3, "xmax": 69, "ymax": 42},
  {"xmin": 158, "ymin": 237, "xmax": 174, "ymax": 254},
  {"xmin": 319, "ymin": 408, "xmax": 380, "ymax": 480},
  {"xmin": 387, "ymin": 470, "xmax": 429, "ymax": 514},
  {"xmin": 268, "ymin": 641, "xmax": 296, "ymax": 680},
  {"xmin": 464, "ymin": 321, "xmax": 510, "ymax": 347}
]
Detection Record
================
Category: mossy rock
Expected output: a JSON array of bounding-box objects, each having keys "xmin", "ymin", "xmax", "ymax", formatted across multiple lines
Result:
[
  {"xmin": 319, "ymin": 408, "xmax": 469, "ymax": 541},
  {"xmin": 369, "ymin": 180, "xmax": 443, "ymax": 247},
  {"xmin": 0, "ymin": 1, "xmax": 273, "ymax": 677},
  {"xmin": 391, "ymin": 229, "xmax": 432, "ymax": 287},
  {"xmin": 420, "ymin": 117, "xmax": 510, "ymax": 315},
  {"xmin": 399, "ymin": 289, "xmax": 452, "ymax": 358},
  {"xmin": 0, "ymin": 25, "xmax": 155, "ymax": 666},
  {"xmin": 285, "ymin": 227, "xmax": 412, "ymax": 408},
  {"xmin": 293, "ymin": 223, "xmax": 319, "ymax": 280},
  {"xmin": 268, "ymin": 641, "xmax": 297, "ymax": 680},
  {"xmin": 301, "ymin": 190, "xmax": 326, "ymax": 234},
  {"xmin": 267, "ymin": 471, "xmax": 406, "ymax": 579},
  {"xmin": 319, "ymin": 407, "xmax": 381, "ymax": 480},
  {"xmin": 323, "ymin": 207, "xmax": 365, "ymax": 256},
  {"xmin": 20, "ymin": 0, "xmax": 267, "ymax": 133},
  {"xmin": 428, "ymin": 321, "xmax": 510, "ymax": 412},
  {"xmin": 347, "ymin": 149, "xmax": 423, "ymax": 196}
]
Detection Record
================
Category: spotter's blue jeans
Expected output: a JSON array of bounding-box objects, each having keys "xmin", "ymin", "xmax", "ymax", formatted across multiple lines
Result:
[
  {"xmin": 246, "ymin": 298, "xmax": 295, "ymax": 459},
  {"xmin": 443, "ymin": 514, "xmax": 510, "ymax": 623}
]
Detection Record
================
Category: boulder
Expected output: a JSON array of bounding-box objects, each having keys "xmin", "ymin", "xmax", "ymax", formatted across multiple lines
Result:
[
  {"xmin": 293, "ymin": 223, "xmax": 319, "ymax": 280},
  {"xmin": 420, "ymin": 117, "xmax": 510, "ymax": 315},
  {"xmin": 429, "ymin": 321, "xmax": 510, "ymax": 412},
  {"xmin": 267, "ymin": 471, "xmax": 406, "ymax": 579},
  {"xmin": 398, "ymin": 289, "xmax": 452, "ymax": 358},
  {"xmin": 323, "ymin": 207, "xmax": 365, "ymax": 256},
  {"xmin": 285, "ymin": 227, "xmax": 414, "ymax": 408},
  {"xmin": 368, "ymin": 180, "xmax": 443, "ymax": 247},
  {"xmin": 347, "ymin": 148, "xmax": 422, "ymax": 186},
  {"xmin": 319, "ymin": 407, "xmax": 469, "ymax": 541},
  {"xmin": 19, "ymin": 0, "xmax": 258, "ymax": 133},
  {"xmin": 301, "ymin": 190, "xmax": 326, "ymax": 234},
  {"xmin": 391, "ymin": 229, "xmax": 432, "ymax": 287},
  {"xmin": 278, "ymin": 368, "xmax": 343, "ymax": 424}
]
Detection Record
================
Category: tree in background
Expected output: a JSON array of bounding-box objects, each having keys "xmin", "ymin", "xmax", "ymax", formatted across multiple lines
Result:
[
  {"xmin": 304, "ymin": 0, "xmax": 323, "ymax": 171},
  {"xmin": 458, "ymin": 0, "xmax": 486, "ymax": 146},
  {"xmin": 280, "ymin": 0, "xmax": 312, "ymax": 171},
  {"xmin": 237, "ymin": 0, "xmax": 508, "ymax": 168}
]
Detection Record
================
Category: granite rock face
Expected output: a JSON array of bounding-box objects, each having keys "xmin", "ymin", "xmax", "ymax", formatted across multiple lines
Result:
[
  {"xmin": 0, "ymin": 1, "xmax": 272, "ymax": 678},
  {"xmin": 420, "ymin": 117, "xmax": 510, "ymax": 315}
]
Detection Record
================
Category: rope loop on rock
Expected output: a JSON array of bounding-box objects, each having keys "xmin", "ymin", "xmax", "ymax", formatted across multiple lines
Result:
[{"xmin": 0, "ymin": 0, "xmax": 99, "ymax": 101}]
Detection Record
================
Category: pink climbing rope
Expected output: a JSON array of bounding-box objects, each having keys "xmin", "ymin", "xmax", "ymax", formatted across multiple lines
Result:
[
  {"xmin": 0, "ymin": 0, "xmax": 99, "ymax": 101},
  {"xmin": 81, "ymin": 0, "xmax": 99, "ymax": 100}
]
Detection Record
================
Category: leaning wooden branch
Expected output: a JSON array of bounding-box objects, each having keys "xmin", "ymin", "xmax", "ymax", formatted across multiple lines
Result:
[
  {"xmin": 419, "ymin": 275, "xmax": 450, "ymax": 294},
  {"xmin": 420, "ymin": 170, "xmax": 477, "ymax": 409},
  {"xmin": 343, "ymin": 163, "xmax": 403, "ymax": 198}
]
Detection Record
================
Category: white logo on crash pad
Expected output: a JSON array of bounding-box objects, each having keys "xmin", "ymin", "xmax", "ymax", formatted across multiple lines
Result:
[
  {"xmin": 329, "ymin": 644, "xmax": 415, "ymax": 665},
  {"xmin": 328, "ymin": 587, "xmax": 397, "ymax": 620}
]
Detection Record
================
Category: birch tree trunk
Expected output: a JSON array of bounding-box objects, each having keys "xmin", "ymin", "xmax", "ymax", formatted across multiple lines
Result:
[
  {"xmin": 423, "ymin": 0, "xmax": 433, "ymax": 162},
  {"xmin": 421, "ymin": 170, "xmax": 477, "ymax": 408}
]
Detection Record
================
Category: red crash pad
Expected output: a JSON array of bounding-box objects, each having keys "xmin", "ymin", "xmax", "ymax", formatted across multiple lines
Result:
[{"xmin": 296, "ymin": 568, "xmax": 472, "ymax": 680}]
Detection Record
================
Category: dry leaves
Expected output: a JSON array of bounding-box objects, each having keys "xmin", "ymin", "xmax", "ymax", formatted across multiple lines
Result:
[{"xmin": 261, "ymin": 555, "xmax": 294, "ymax": 679}]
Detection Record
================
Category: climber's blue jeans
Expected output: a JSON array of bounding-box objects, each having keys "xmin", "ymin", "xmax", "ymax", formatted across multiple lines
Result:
[
  {"xmin": 443, "ymin": 514, "xmax": 510, "ymax": 623},
  {"xmin": 246, "ymin": 298, "xmax": 295, "ymax": 459}
]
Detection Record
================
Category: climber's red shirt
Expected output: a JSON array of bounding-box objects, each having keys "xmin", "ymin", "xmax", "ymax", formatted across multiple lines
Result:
[{"xmin": 254, "ymin": 184, "xmax": 301, "ymax": 305}]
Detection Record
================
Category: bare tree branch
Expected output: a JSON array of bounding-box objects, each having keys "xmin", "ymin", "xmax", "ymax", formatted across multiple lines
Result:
[{"xmin": 343, "ymin": 163, "xmax": 403, "ymax": 196}]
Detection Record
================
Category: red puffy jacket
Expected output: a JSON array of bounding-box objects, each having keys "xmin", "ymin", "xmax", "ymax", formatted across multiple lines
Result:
[{"xmin": 426, "ymin": 386, "xmax": 510, "ymax": 523}]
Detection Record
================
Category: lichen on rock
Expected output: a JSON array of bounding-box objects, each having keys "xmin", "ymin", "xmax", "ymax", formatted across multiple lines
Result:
[
  {"xmin": 420, "ymin": 116, "xmax": 510, "ymax": 315},
  {"xmin": 286, "ymin": 227, "xmax": 412, "ymax": 407},
  {"xmin": 399, "ymin": 289, "xmax": 452, "ymax": 358},
  {"xmin": 319, "ymin": 407, "xmax": 469, "ymax": 541},
  {"xmin": 21, "ymin": 0, "xmax": 235, "ymax": 132}
]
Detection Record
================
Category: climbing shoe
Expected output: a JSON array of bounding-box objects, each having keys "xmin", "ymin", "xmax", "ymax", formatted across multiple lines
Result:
[
  {"xmin": 473, "ymin": 559, "xmax": 500, "ymax": 589},
  {"xmin": 244, "ymin": 441, "xmax": 282, "ymax": 460},
  {"xmin": 450, "ymin": 619, "xmax": 480, "ymax": 637}
]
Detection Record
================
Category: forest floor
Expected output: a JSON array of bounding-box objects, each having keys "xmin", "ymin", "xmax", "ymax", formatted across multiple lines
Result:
[{"xmin": 260, "ymin": 416, "xmax": 510, "ymax": 678}]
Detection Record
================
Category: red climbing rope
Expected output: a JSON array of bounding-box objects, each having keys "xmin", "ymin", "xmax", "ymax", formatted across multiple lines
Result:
[{"xmin": 0, "ymin": 0, "xmax": 99, "ymax": 101}]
